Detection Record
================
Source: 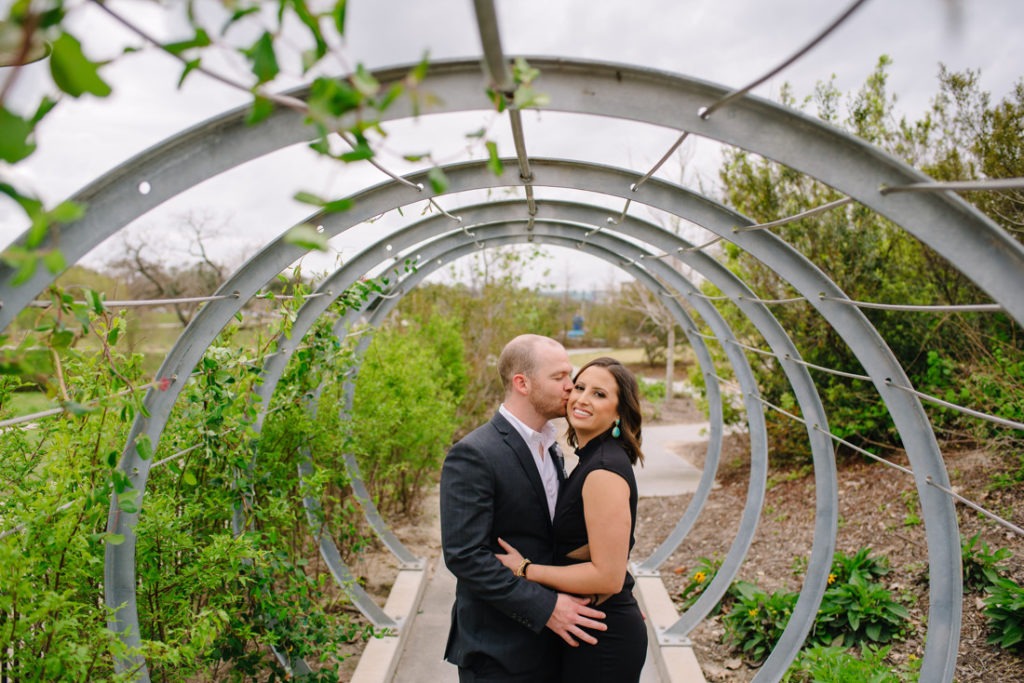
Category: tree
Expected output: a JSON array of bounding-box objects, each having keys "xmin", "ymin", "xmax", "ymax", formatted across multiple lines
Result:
[{"xmin": 716, "ymin": 57, "xmax": 1024, "ymax": 459}]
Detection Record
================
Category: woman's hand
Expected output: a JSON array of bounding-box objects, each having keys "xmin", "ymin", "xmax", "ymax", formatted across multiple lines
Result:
[{"xmin": 495, "ymin": 537, "xmax": 524, "ymax": 573}]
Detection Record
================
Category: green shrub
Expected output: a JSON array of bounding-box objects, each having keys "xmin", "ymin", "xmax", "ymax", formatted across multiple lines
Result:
[
  {"xmin": 722, "ymin": 581, "xmax": 798, "ymax": 664},
  {"xmin": 961, "ymin": 532, "xmax": 1013, "ymax": 592},
  {"xmin": 784, "ymin": 644, "xmax": 919, "ymax": 683},
  {"xmin": 830, "ymin": 547, "xmax": 891, "ymax": 584},
  {"xmin": 814, "ymin": 573, "xmax": 910, "ymax": 647},
  {"xmin": 349, "ymin": 320, "xmax": 464, "ymax": 515},
  {"xmin": 983, "ymin": 576, "xmax": 1024, "ymax": 651},
  {"xmin": 677, "ymin": 556, "xmax": 722, "ymax": 611}
]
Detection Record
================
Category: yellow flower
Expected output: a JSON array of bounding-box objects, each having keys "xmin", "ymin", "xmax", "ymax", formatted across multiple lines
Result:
[
  {"xmin": 748, "ymin": 608, "xmax": 759, "ymax": 618},
  {"xmin": 693, "ymin": 571, "xmax": 706, "ymax": 584},
  {"xmin": 828, "ymin": 573, "xmax": 837, "ymax": 585}
]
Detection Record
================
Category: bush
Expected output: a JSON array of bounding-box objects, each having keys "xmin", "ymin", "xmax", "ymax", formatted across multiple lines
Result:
[
  {"xmin": 814, "ymin": 573, "xmax": 910, "ymax": 647},
  {"xmin": 784, "ymin": 644, "xmax": 919, "ymax": 683},
  {"xmin": 677, "ymin": 556, "xmax": 722, "ymax": 611},
  {"xmin": 349, "ymin": 319, "xmax": 465, "ymax": 515},
  {"xmin": 983, "ymin": 576, "xmax": 1024, "ymax": 651},
  {"xmin": 962, "ymin": 532, "xmax": 1013, "ymax": 592},
  {"xmin": 722, "ymin": 581, "xmax": 798, "ymax": 664}
]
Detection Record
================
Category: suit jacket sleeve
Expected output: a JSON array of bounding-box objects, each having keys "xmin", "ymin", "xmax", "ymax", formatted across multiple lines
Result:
[{"xmin": 440, "ymin": 437, "xmax": 558, "ymax": 633}]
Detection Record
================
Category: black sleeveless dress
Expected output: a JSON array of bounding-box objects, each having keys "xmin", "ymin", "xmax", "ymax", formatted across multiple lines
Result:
[{"xmin": 552, "ymin": 430, "xmax": 647, "ymax": 682}]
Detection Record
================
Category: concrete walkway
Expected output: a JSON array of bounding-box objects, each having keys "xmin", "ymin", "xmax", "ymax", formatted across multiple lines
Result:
[{"xmin": 387, "ymin": 422, "xmax": 708, "ymax": 682}]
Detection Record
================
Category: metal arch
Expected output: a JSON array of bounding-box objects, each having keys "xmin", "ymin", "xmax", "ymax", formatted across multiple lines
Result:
[
  {"xmin": 97, "ymin": 155, "xmax": 966, "ymax": 680},
  {"xmin": 251, "ymin": 186, "xmax": 830, "ymax": 678},
  {"xmin": 332, "ymin": 207, "xmax": 834, "ymax": 675},
  {"xmin": 94, "ymin": 152, "xmax": 966, "ymax": 679},
  {"xmin": 0, "ymin": 57, "xmax": 1004, "ymax": 683},
  {"xmin": 3, "ymin": 59, "xmax": 1021, "ymax": 332},
  {"xmin": 2, "ymin": 57, "xmax": 999, "ymax": 679},
  {"xmin": 308, "ymin": 156, "xmax": 965, "ymax": 680}
]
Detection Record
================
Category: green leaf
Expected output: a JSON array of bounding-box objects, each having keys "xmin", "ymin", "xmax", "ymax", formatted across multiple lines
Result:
[
  {"xmin": 49, "ymin": 32, "xmax": 112, "ymax": 98},
  {"xmin": 84, "ymin": 288, "xmax": 104, "ymax": 314},
  {"xmin": 246, "ymin": 95, "xmax": 274, "ymax": 125},
  {"xmin": 403, "ymin": 152, "xmax": 428, "ymax": 162},
  {"xmin": 10, "ymin": 252, "xmax": 37, "ymax": 286},
  {"xmin": 284, "ymin": 224, "xmax": 329, "ymax": 251},
  {"xmin": 135, "ymin": 435, "xmax": 153, "ymax": 461},
  {"xmin": 486, "ymin": 88, "xmax": 507, "ymax": 113},
  {"xmin": 333, "ymin": 0, "xmax": 348, "ymax": 36},
  {"xmin": 512, "ymin": 57, "xmax": 540, "ymax": 85},
  {"xmin": 117, "ymin": 492, "xmax": 138, "ymax": 513},
  {"xmin": 293, "ymin": 191, "xmax": 352, "ymax": 214},
  {"xmin": 339, "ymin": 139, "xmax": 373, "ymax": 162},
  {"xmin": 427, "ymin": 166, "xmax": 448, "ymax": 194},
  {"xmin": 178, "ymin": 58, "xmax": 201, "ymax": 88},
  {"xmin": 163, "ymin": 28, "xmax": 211, "ymax": 56},
  {"xmin": 182, "ymin": 470, "xmax": 198, "ymax": 487},
  {"xmin": 0, "ymin": 106, "xmax": 36, "ymax": 163},
  {"xmin": 47, "ymin": 200, "xmax": 84, "ymax": 224},
  {"xmin": 107, "ymin": 450, "xmax": 119, "ymax": 468},
  {"xmin": 409, "ymin": 51, "xmax": 430, "ymax": 86},
  {"xmin": 513, "ymin": 85, "xmax": 550, "ymax": 109},
  {"xmin": 465, "ymin": 127, "xmax": 486, "ymax": 139},
  {"xmin": 106, "ymin": 533, "xmax": 126, "ymax": 546},
  {"xmin": 352, "ymin": 63, "xmax": 380, "ymax": 98},
  {"xmin": 62, "ymin": 401, "xmax": 92, "ymax": 416},
  {"xmin": 244, "ymin": 31, "xmax": 279, "ymax": 84},
  {"xmin": 30, "ymin": 96, "xmax": 57, "ymax": 126},
  {"xmin": 485, "ymin": 141, "xmax": 503, "ymax": 176},
  {"xmin": 107, "ymin": 325, "xmax": 121, "ymax": 346},
  {"xmin": 42, "ymin": 249, "xmax": 66, "ymax": 274},
  {"xmin": 308, "ymin": 77, "xmax": 362, "ymax": 120},
  {"xmin": 289, "ymin": 0, "xmax": 327, "ymax": 65},
  {"xmin": 51, "ymin": 328, "xmax": 74, "ymax": 349}
]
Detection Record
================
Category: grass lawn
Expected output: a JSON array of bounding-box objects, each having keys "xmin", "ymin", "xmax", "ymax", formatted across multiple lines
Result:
[
  {"xmin": 568, "ymin": 347, "xmax": 647, "ymax": 366},
  {"xmin": 4, "ymin": 391, "xmax": 55, "ymax": 418}
]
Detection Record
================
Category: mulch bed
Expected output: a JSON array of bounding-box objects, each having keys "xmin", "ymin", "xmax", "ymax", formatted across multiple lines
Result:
[{"xmin": 634, "ymin": 398, "xmax": 1024, "ymax": 682}]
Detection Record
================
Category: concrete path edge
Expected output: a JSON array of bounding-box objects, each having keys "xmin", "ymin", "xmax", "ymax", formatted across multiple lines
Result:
[
  {"xmin": 634, "ymin": 570, "xmax": 708, "ymax": 683},
  {"xmin": 350, "ymin": 562, "xmax": 431, "ymax": 683}
]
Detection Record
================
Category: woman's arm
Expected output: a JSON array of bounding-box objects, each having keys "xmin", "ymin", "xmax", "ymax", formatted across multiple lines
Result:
[{"xmin": 498, "ymin": 469, "xmax": 631, "ymax": 596}]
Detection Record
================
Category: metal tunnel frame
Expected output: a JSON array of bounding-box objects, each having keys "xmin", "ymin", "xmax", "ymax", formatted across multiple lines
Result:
[{"xmin": 1, "ymin": 58, "xmax": 1023, "ymax": 682}]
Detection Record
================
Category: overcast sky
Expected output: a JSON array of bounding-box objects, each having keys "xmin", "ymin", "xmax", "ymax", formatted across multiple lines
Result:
[{"xmin": 1, "ymin": 0, "xmax": 1021, "ymax": 291}]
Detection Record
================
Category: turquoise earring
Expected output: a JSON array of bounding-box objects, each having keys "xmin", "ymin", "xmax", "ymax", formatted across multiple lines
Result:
[{"xmin": 612, "ymin": 418, "xmax": 621, "ymax": 438}]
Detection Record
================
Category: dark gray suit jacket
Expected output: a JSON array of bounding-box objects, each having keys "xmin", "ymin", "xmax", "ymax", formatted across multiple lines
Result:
[{"xmin": 440, "ymin": 411, "xmax": 566, "ymax": 673}]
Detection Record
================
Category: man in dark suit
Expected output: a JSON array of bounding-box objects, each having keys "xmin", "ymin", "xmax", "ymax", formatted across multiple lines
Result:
[{"xmin": 440, "ymin": 334, "xmax": 607, "ymax": 682}]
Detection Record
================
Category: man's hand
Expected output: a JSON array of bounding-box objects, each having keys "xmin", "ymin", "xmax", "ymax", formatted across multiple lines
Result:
[{"xmin": 545, "ymin": 593, "xmax": 607, "ymax": 646}]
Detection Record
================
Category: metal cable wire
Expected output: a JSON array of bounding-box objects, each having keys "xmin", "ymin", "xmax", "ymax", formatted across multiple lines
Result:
[
  {"xmin": 886, "ymin": 380, "xmax": 1024, "ymax": 432},
  {"xmin": 28, "ymin": 292, "xmax": 240, "ymax": 309},
  {"xmin": 820, "ymin": 296, "xmax": 1003, "ymax": 313},
  {"xmin": 698, "ymin": 0, "xmax": 873, "ymax": 120},
  {"xmin": 0, "ymin": 378, "xmax": 177, "ymax": 430},
  {"xmin": 880, "ymin": 177, "xmax": 1024, "ymax": 195},
  {"xmin": 756, "ymin": 390, "xmax": 1024, "ymax": 537},
  {"xmin": 925, "ymin": 476, "xmax": 1024, "ymax": 537},
  {"xmin": 733, "ymin": 197, "xmax": 854, "ymax": 233}
]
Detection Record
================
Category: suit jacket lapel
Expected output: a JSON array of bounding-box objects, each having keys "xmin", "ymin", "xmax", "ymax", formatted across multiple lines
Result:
[{"xmin": 492, "ymin": 413, "xmax": 551, "ymax": 524}]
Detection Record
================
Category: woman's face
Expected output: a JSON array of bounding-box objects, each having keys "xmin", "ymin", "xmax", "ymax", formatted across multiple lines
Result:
[{"xmin": 567, "ymin": 365, "xmax": 620, "ymax": 444}]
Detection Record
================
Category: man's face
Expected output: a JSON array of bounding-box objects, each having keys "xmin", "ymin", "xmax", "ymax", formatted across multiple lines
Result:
[{"xmin": 525, "ymin": 342, "xmax": 574, "ymax": 420}]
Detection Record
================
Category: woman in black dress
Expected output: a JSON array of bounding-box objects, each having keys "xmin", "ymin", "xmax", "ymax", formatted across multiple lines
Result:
[{"xmin": 496, "ymin": 356, "xmax": 647, "ymax": 683}]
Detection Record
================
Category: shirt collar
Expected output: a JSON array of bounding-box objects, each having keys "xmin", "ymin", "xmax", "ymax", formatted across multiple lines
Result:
[{"xmin": 500, "ymin": 404, "xmax": 558, "ymax": 451}]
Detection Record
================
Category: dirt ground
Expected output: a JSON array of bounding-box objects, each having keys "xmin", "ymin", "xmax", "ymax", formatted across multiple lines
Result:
[{"xmin": 342, "ymin": 394, "xmax": 1024, "ymax": 682}]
